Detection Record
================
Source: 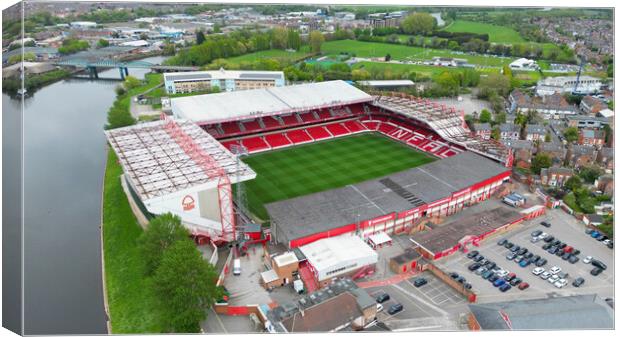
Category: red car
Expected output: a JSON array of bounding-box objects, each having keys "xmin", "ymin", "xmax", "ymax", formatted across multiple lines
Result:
[
  {"xmin": 505, "ymin": 273, "xmax": 517, "ymax": 282},
  {"xmin": 563, "ymin": 246, "xmax": 574, "ymax": 253},
  {"xmin": 518, "ymin": 282, "xmax": 529, "ymax": 290}
]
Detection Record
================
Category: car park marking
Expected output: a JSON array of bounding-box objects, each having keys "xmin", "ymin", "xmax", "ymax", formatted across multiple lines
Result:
[{"xmin": 391, "ymin": 283, "xmax": 450, "ymax": 317}]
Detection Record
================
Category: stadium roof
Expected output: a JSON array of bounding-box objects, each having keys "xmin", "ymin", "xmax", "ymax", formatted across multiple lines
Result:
[
  {"xmin": 171, "ymin": 80, "xmax": 373, "ymax": 124},
  {"xmin": 468, "ymin": 294, "xmax": 613, "ymax": 330},
  {"xmin": 105, "ymin": 119, "xmax": 256, "ymax": 201},
  {"xmin": 267, "ymin": 152, "xmax": 509, "ymax": 243}
]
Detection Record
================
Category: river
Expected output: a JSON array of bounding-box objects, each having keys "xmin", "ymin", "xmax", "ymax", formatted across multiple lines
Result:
[{"xmin": 2, "ymin": 55, "xmax": 166, "ymax": 334}]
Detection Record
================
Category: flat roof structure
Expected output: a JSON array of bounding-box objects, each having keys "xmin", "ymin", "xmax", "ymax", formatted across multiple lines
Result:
[
  {"xmin": 410, "ymin": 207, "xmax": 523, "ymax": 255},
  {"xmin": 267, "ymin": 152, "xmax": 509, "ymax": 244},
  {"xmin": 171, "ymin": 80, "xmax": 373, "ymax": 124},
  {"xmin": 390, "ymin": 248, "xmax": 421, "ymax": 265},
  {"xmin": 358, "ymin": 80, "xmax": 414, "ymax": 87},
  {"xmin": 105, "ymin": 119, "xmax": 255, "ymax": 201},
  {"xmin": 273, "ymin": 252, "xmax": 298, "ymax": 268},
  {"xmin": 163, "ymin": 69, "xmax": 284, "ymax": 82}
]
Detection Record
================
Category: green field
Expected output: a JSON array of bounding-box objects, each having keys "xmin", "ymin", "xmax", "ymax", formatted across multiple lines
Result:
[
  {"xmin": 443, "ymin": 20, "xmax": 526, "ymax": 43},
  {"xmin": 321, "ymin": 40, "xmax": 513, "ymax": 66},
  {"xmin": 241, "ymin": 133, "xmax": 436, "ymax": 221},
  {"xmin": 225, "ymin": 48, "xmax": 312, "ymax": 63}
]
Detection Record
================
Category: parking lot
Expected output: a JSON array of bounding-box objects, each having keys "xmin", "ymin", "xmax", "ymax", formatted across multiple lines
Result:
[{"xmin": 436, "ymin": 208, "xmax": 614, "ymax": 303}]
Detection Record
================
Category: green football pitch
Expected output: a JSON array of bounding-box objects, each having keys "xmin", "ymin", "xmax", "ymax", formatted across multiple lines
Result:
[{"xmin": 240, "ymin": 133, "xmax": 436, "ymax": 222}]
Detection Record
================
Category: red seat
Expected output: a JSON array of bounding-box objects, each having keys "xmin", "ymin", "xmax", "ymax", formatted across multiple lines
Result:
[
  {"xmin": 242, "ymin": 119, "xmax": 262, "ymax": 132},
  {"xmin": 362, "ymin": 121, "xmax": 379, "ymax": 130},
  {"xmin": 306, "ymin": 126, "xmax": 332, "ymax": 140},
  {"xmin": 316, "ymin": 110, "xmax": 333, "ymax": 121},
  {"xmin": 286, "ymin": 129, "xmax": 313, "ymax": 144},
  {"xmin": 221, "ymin": 122, "xmax": 241, "ymax": 136},
  {"xmin": 348, "ymin": 104, "xmax": 365, "ymax": 115},
  {"xmin": 377, "ymin": 122, "xmax": 397, "ymax": 135},
  {"xmin": 262, "ymin": 116, "xmax": 282, "ymax": 129},
  {"xmin": 220, "ymin": 140, "xmax": 239, "ymax": 151},
  {"xmin": 325, "ymin": 123, "xmax": 351, "ymax": 137},
  {"xmin": 241, "ymin": 137, "xmax": 270, "ymax": 152},
  {"xmin": 265, "ymin": 133, "xmax": 291, "ymax": 148},
  {"xmin": 299, "ymin": 112, "xmax": 318, "ymax": 123},
  {"xmin": 343, "ymin": 120, "xmax": 367, "ymax": 133},
  {"xmin": 281, "ymin": 114, "xmax": 300, "ymax": 126}
]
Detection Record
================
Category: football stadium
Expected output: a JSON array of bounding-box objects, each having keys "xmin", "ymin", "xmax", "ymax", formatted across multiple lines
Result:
[{"xmin": 106, "ymin": 80, "xmax": 513, "ymax": 246}]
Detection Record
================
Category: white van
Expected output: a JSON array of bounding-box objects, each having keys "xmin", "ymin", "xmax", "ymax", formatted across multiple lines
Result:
[{"xmin": 233, "ymin": 259, "xmax": 241, "ymax": 276}]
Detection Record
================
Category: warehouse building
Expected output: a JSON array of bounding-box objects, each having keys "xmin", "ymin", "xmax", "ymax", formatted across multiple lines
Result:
[
  {"xmin": 298, "ymin": 236, "xmax": 378, "ymax": 287},
  {"xmin": 536, "ymin": 75, "xmax": 603, "ymax": 96},
  {"xmin": 268, "ymin": 152, "xmax": 511, "ymax": 248},
  {"xmin": 163, "ymin": 69, "xmax": 285, "ymax": 94}
]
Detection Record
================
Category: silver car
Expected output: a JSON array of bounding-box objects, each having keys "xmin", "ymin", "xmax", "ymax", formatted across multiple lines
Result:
[{"xmin": 540, "ymin": 271, "xmax": 551, "ymax": 280}]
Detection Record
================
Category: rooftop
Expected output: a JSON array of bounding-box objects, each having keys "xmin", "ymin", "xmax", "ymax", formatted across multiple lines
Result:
[
  {"xmin": 390, "ymin": 248, "xmax": 421, "ymax": 264},
  {"xmin": 468, "ymin": 294, "xmax": 613, "ymax": 330},
  {"xmin": 298, "ymin": 236, "xmax": 378, "ymax": 274},
  {"xmin": 171, "ymin": 80, "xmax": 373, "ymax": 124},
  {"xmin": 164, "ymin": 69, "xmax": 284, "ymax": 82},
  {"xmin": 410, "ymin": 207, "xmax": 523, "ymax": 254},
  {"xmin": 267, "ymin": 152, "xmax": 509, "ymax": 242},
  {"xmin": 104, "ymin": 119, "xmax": 256, "ymax": 201}
]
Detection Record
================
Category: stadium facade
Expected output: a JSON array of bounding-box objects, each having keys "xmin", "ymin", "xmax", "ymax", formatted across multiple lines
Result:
[{"xmin": 108, "ymin": 80, "xmax": 515, "ymax": 246}]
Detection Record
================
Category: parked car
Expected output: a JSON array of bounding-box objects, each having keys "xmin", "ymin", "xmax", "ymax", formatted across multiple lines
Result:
[
  {"xmin": 554, "ymin": 279, "xmax": 568, "ymax": 288},
  {"xmin": 496, "ymin": 270, "xmax": 509, "ymax": 278},
  {"xmin": 542, "ymin": 242, "xmax": 553, "ymax": 250},
  {"xmin": 514, "ymin": 256, "xmax": 524, "ymax": 264},
  {"xmin": 561, "ymin": 252, "xmax": 571, "ymax": 260},
  {"xmin": 456, "ymin": 276, "xmax": 466, "ymax": 284},
  {"xmin": 413, "ymin": 277, "xmax": 428, "ymax": 287},
  {"xmin": 531, "ymin": 230, "xmax": 542, "ymax": 237},
  {"xmin": 585, "ymin": 228, "xmax": 594, "ymax": 234},
  {"xmin": 524, "ymin": 252, "xmax": 534, "ymax": 259},
  {"xmin": 547, "ymin": 274, "xmax": 560, "ymax": 284},
  {"xmin": 464, "ymin": 283, "xmax": 472, "ymax": 290},
  {"xmin": 510, "ymin": 278, "xmax": 522, "ymax": 286},
  {"xmin": 540, "ymin": 221, "xmax": 551, "ymax": 228},
  {"xmin": 530, "ymin": 255, "xmax": 541, "ymax": 264},
  {"xmin": 540, "ymin": 271, "xmax": 551, "ymax": 280},
  {"xmin": 468, "ymin": 263, "xmax": 481, "ymax": 271},
  {"xmin": 493, "ymin": 278, "xmax": 506, "ymax": 287},
  {"xmin": 518, "ymin": 282, "xmax": 529, "ymax": 290},
  {"xmin": 558, "ymin": 271, "xmax": 569, "ymax": 279},
  {"xmin": 486, "ymin": 262, "xmax": 497, "ymax": 270},
  {"xmin": 482, "ymin": 270, "xmax": 494, "ymax": 279},
  {"xmin": 517, "ymin": 248, "xmax": 528, "ymax": 256},
  {"xmin": 543, "ymin": 236, "xmax": 555, "ymax": 243},
  {"xmin": 506, "ymin": 252, "xmax": 517, "ymax": 260},
  {"xmin": 505, "ymin": 242, "xmax": 515, "ymax": 249},
  {"xmin": 473, "ymin": 255, "xmax": 484, "ymax": 262},
  {"xmin": 548, "ymin": 246, "xmax": 558, "ymax": 254},
  {"xmin": 376, "ymin": 293, "xmax": 390, "ymax": 303},
  {"xmin": 555, "ymin": 249, "xmax": 565, "ymax": 257},
  {"xmin": 568, "ymin": 255, "xmax": 579, "ymax": 264},
  {"xmin": 538, "ymin": 232, "xmax": 549, "ymax": 239},
  {"xmin": 550, "ymin": 266, "xmax": 562, "ymax": 274},
  {"xmin": 505, "ymin": 273, "xmax": 516, "ymax": 282},
  {"xmin": 531, "ymin": 236, "xmax": 541, "ymax": 243},
  {"xmin": 591, "ymin": 268, "xmax": 603, "ymax": 276},
  {"xmin": 449, "ymin": 272, "xmax": 459, "ymax": 279},
  {"xmin": 572, "ymin": 277, "xmax": 585, "ymax": 287},
  {"xmin": 489, "ymin": 274, "xmax": 500, "ymax": 282},
  {"xmin": 510, "ymin": 245, "xmax": 520, "ymax": 253},
  {"xmin": 558, "ymin": 242, "xmax": 567, "ymax": 249},
  {"xmin": 519, "ymin": 259, "xmax": 531, "ymax": 268},
  {"xmin": 592, "ymin": 260, "xmax": 607, "ymax": 270},
  {"xmin": 498, "ymin": 239, "xmax": 507, "ymax": 246},
  {"xmin": 563, "ymin": 246, "xmax": 574, "ymax": 253},
  {"xmin": 388, "ymin": 303, "xmax": 403, "ymax": 315},
  {"xmin": 532, "ymin": 267, "xmax": 545, "ymax": 275},
  {"xmin": 499, "ymin": 283, "xmax": 512, "ymax": 292},
  {"xmin": 572, "ymin": 249, "xmax": 581, "ymax": 256},
  {"xmin": 583, "ymin": 256, "xmax": 593, "ymax": 264},
  {"xmin": 607, "ymin": 241, "xmax": 613, "ymax": 249},
  {"xmin": 475, "ymin": 267, "xmax": 487, "ymax": 276},
  {"xmin": 535, "ymin": 258, "xmax": 547, "ymax": 267},
  {"xmin": 597, "ymin": 235, "xmax": 608, "ymax": 242},
  {"xmin": 467, "ymin": 251, "xmax": 479, "ymax": 259},
  {"xmin": 591, "ymin": 231, "xmax": 601, "ymax": 238}
]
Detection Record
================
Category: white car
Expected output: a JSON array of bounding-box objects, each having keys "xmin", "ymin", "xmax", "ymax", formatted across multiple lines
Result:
[
  {"xmin": 538, "ymin": 233, "xmax": 549, "ymax": 239},
  {"xmin": 554, "ymin": 279, "xmax": 568, "ymax": 288},
  {"xmin": 603, "ymin": 239, "xmax": 611, "ymax": 245},
  {"xmin": 496, "ymin": 270, "xmax": 509, "ymax": 278},
  {"xmin": 547, "ymin": 274, "xmax": 560, "ymax": 284},
  {"xmin": 531, "ymin": 237, "xmax": 541, "ymax": 243},
  {"xmin": 550, "ymin": 266, "xmax": 562, "ymax": 274},
  {"xmin": 376, "ymin": 303, "xmax": 384, "ymax": 312},
  {"xmin": 583, "ymin": 256, "xmax": 593, "ymax": 264},
  {"xmin": 532, "ymin": 267, "xmax": 545, "ymax": 275},
  {"xmin": 540, "ymin": 271, "xmax": 551, "ymax": 279}
]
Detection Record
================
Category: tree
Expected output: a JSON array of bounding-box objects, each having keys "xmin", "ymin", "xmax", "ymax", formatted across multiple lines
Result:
[
  {"xmin": 97, "ymin": 38, "xmax": 109, "ymax": 48},
  {"xmin": 123, "ymin": 76, "xmax": 142, "ymax": 90},
  {"xmin": 477, "ymin": 73, "xmax": 510, "ymax": 98},
  {"xmin": 309, "ymin": 30, "xmax": 325, "ymax": 53},
  {"xmin": 563, "ymin": 127, "xmax": 579, "ymax": 143},
  {"xmin": 544, "ymin": 132, "xmax": 551, "ymax": 142},
  {"xmin": 479, "ymin": 109, "xmax": 492, "ymax": 123},
  {"xmin": 491, "ymin": 127, "xmax": 501, "ymax": 140},
  {"xmin": 578, "ymin": 166, "xmax": 603, "ymax": 183},
  {"xmin": 400, "ymin": 12, "xmax": 436, "ymax": 35},
  {"xmin": 196, "ymin": 30, "xmax": 206, "ymax": 45},
  {"xmin": 385, "ymin": 53, "xmax": 392, "ymax": 62},
  {"xmin": 153, "ymin": 239, "xmax": 222, "ymax": 332},
  {"xmin": 271, "ymin": 27, "xmax": 288, "ymax": 49},
  {"xmin": 531, "ymin": 153, "xmax": 552, "ymax": 174},
  {"xmin": 495, "ymin": 112, "xmax": 507, "ymax": 125},
  {"xmin": 105, "ymin": 101, "xmax": 136, "ymax": 129},
  {"xmin": 287, "ymin": 29, "xmax": 301, "ymax": 50},
  {"xmin": 564, "ymin": 176, "xmax": 582, "ymax": 192},
  {"xmin": 138, "ymin": 213, "xmax": 190, "ymax": 275}
]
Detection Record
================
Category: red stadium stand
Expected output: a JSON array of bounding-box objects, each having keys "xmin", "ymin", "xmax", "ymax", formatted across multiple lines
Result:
[
  {"xmin": 342, "ymin": 120, "xmax": 367, "ymax": 133},
  {"xmin": 316, "ymin": 109, "xmax": 333, "ymax": 121},
  {"xmin": 325, "ymin": 123, "xmax": 351, "ymax": 137},
  {"xmin": 241, "ymin": 136, "xmax": 270, "ymax": 152},
  {"xmin": 348, "ymin": 104, "xmax": 365, "ymax": 115},
  {"xmin": 265, "ymin": 133, "xmax": 292, "ymax": 148},
  {"xmin": 377, "ymin": 122, "xmax": 397, "ymax": 135},
  {"xmin": 261, "ymin": 116, "xmax": 282, "ymax": 129},
  {"xmin": 220, "ymin": 140, "xmax": 239, "ymax": 151},
  {"xmin": 306, "ymin": 126, "xmax": 332, "ymax": 140},
  {"xmin": 242, "ymin": 119, "xmax": 262, "ymax": 132},
  {"xmin": 281, "ymin": 114, "xmax": 300, "ymax": 126},
  {"xmin": 361, "ymin": 121, "xmax": 380, "ymax": 131},
  {"xmin": 299, "ymin": 112, "xmax": 318, "ymax": 123},
  {"xmin": 220, "ymin": 121, "xmax": 242, "ymax": 137},
  {"xmin": 286, "ymin": 129, "xmax": 313, "ymax": 144}
]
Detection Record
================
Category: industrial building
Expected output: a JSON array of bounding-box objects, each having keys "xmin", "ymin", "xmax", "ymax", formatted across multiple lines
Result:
[
  {"xmin": 268, "ymin": 152, "xmax": 511, "ymax": 248},
  {"xmin": 536, "ymin": 75, "xmax": 603, "ymax": 96},
  {"xmin": 163, "ymin": 69, "xmax": 285, "ymax": 94},
  {"xmin": 104, "ymin": 119, "xmax": 256, "ymax": 243}
]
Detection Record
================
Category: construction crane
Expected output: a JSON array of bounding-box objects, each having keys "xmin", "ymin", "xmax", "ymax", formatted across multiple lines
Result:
[{"xmin": 573, "ymin": 54, "xmax": 587, "ymax": 95}]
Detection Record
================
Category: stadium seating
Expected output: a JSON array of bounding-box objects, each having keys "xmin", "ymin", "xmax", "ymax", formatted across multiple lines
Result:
[
  {"xmin": 281, "ymin": 114, "xmax": 300, "ymax": 126},
  {"xmin": 348, "ymin": 104, "xmax": 366, "ymax": 115},
  {"xmin": 220, "ymin": 140, "xmax": 239, "ymax": 151},
  {"xmin": 242, "ymin": 119, "xmax": 262, "ymax": 132},
  {"xmin": 265, "ymin": 133, "xmax": 292, "ymax": 148},
  {"xmin": 316, "ymin": 109, "xmax": 333, "ymax": 121},
  {"xmin": 261, "ymin": 116, "xmax": 282, "ymax": 129},
  {"xmin": 286, "ymin": 129, "xmax": 313, "ymax": 144},
  {"xmin": 325, "ymin": 123, "xmax": 351, "ymax": 137},
  {"xmin": 361, "ymin": 121, "xmax": 380, "ymax": 131},
  {"xmin": 306, "ymin": 126, "xmax": 332, "ymax": 140},
  {"xmin": 220, "ymin": 121, "xmax": 242, "ymax": 137},
  {"xmin": 241, "ymin": 136, "xmax": 270, "ymax": 152},
  {"xmin": 342, "ymin": 120, "xmax": 367, "ymax": 133},
  {"xmin": 299, "ymin": 112, "xmax": 318, "ymax": 123}
]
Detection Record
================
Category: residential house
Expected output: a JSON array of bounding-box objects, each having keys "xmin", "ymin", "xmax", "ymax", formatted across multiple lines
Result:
[
  {"xmin": 580, "ymin": 95, "xmax": 607, "ymax": 114},
  {"xmin": 525, "ymin": 124, "xmax": 547, "ymax": 142},
  {"xmin": 597, "ymin": 109, "xmax": 614, "ymax": 119},
  {"xmin": 567, "ymin": 145, "xmax": 597, "ymax": 167},
  {"xmin": 596, "ymin": 147, "xmax": 614, "ymax": 171},
  {"xmin": 508, "ymin": 90, "xmax": 577, "ymax": 119},
  {"xmin": 538, "ymin": 141, "xmax": 567, "ymax": 166},
  {"xmin": 473, "ymin": 123, "xmax": 492, "ymax": 140},
  {"xmin": 535, "ymin": 75, "xmax": 603, "ymax": 96},
  {"xmin": 595, "ymin": 174, "xmax": 613, "ymax": 197},
  {"xmin": 540, "ymin": 167, "xmax": 574, "ymax": 187},
  {"xmin": 567, "ymin": 115, "xmax": 610, "ymax": 129},
  {"xmin": 578, "ymin": 129, "xmax": 606, "ymax": 147},
  {"xmin": 502, "ymin": 139, "xmax": 534, "ymax": 168},
  {"xmin": 499, "ymin": 123, "xmax": 520, "ymax": 140}
]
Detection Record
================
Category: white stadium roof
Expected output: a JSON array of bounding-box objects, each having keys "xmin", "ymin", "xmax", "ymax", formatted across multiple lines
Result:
[
  {"xmin": 171, "ymin": 80, "xmax": 373, "ymax": 124},
  {"xmin": 105, "ymin": 119, "xmax": 255, "ymax": 201}
]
